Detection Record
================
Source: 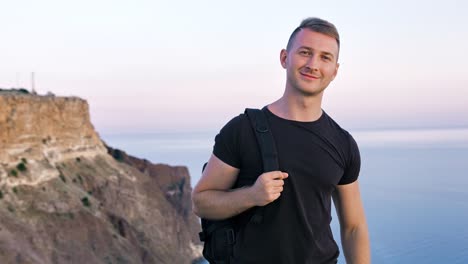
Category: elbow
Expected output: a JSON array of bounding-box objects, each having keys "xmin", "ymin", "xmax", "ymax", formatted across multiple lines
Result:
[
  {"xmin": 191, "ymin": 189, "xmax": 202, "ymax": 217},
  {"xmin": 192, "ymin": 203, "xmax": 202, "ymax": 218},
  {"xmin": 342, "ymin": 224, "xmax": 358, "ymax": 234},
  {"xmin": 340, "ymin": 221, "xmax": 369, "ymax": 245},
  {"xmin": 340, "ymin": 220, "xmax": 368, "ymax": 238}
]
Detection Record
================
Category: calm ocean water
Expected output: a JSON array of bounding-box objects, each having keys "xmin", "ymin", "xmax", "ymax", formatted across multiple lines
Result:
[{"xmin": 102, "ymin": 128, "xmax": 468, "ymax": 263}]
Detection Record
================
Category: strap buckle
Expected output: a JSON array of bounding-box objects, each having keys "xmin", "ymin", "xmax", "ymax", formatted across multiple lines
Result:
[{"xmin": 226, "ymin": 229, "xmax": 236, "ymax": 245}]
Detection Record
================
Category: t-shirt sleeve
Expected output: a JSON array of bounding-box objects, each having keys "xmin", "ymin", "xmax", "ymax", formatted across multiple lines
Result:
[
  {"xmin": 212, "ymin": 114, "xmax": 244, "ymax": 169},
  {"xmin": 338, "ymin": 134, "xmax": 361, "ymax": 185}
]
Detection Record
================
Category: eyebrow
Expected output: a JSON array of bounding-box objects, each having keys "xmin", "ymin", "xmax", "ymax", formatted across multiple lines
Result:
[{"xmin": 298, "ymin": 46, "xmax": 335, "ymax": 59}]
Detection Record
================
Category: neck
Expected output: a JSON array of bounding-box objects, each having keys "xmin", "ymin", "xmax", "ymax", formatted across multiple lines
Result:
[{"xmin": 268, "ymin": 90, "xmax": 324, "ymax": 122}]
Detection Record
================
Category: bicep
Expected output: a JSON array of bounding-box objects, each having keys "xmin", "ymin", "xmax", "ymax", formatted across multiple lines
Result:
[
  {"xmin": 332, "ymin": 180, "xmax": 366, "ymax": 228},
  {"xmin": 193, "ymin": 154, "xmax": 240, "ymax": 193}
]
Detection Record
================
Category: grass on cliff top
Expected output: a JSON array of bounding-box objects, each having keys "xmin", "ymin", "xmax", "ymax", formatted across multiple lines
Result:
[{"xmin": 0, "ymin": 88, "xmax": 30, "ymax": 94}]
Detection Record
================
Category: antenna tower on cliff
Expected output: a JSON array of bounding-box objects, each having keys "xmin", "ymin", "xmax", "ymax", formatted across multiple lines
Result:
[{"xmin": 31, "ymin": 72, "xmax": 37, "ymax": 94}]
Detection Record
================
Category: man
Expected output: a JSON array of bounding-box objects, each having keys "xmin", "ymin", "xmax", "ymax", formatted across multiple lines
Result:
[{"xmin": 192, "ymin": 17, "xmax": 370, "ymax": 263}]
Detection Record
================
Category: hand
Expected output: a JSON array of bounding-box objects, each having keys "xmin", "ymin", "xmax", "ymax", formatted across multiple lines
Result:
[{"xmin": 249, "ymin": 171, "xmax": 288, "ymax": 206}]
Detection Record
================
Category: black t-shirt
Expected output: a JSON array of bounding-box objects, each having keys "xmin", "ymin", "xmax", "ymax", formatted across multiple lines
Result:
[{"xmin": 213, "ymin": 107, "xmax": 361, "ymax": 264}]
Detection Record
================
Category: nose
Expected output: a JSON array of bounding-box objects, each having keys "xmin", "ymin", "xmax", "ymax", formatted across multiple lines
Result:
[{"xmin": 305, "ymin": 55, "xmax": 319, "ymax": 71}]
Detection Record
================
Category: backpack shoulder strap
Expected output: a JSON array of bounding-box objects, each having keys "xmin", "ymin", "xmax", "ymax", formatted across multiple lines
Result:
[
  {"xmin": 244, "ymin": 108, "xmax": 279, "ymax": 172},
  {"xmin": 244, "ymin": 108, "xmax": 279, "ymax": 224}
]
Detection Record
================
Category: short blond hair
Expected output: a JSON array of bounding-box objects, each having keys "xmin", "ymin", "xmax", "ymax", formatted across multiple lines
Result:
[{"xmin": 286, "ymin": 17, "xmax": 340, "ymax": 52}]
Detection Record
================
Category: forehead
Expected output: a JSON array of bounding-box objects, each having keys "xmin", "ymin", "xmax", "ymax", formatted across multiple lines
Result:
[{"xmin": 291, "ymin": 29, "xmax": 339, "ymax": 56}]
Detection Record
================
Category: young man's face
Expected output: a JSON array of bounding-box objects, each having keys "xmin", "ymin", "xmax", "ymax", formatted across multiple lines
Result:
[{"xmin": 280, "ymin": 29, "xmax": 339, "ymax": 97}]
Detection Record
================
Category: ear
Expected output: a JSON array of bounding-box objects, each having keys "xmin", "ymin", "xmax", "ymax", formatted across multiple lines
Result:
[
  {"xmin": 331, "ymin": 62, "xmax": 340, "ymax": 81},
  {"xmin": 280, "ymin": 49, "xmax": 288, "ymax": 69}
]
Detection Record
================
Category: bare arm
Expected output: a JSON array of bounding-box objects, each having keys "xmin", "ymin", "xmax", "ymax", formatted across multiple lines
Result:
[
  {"xmin": 192, "ymin": 154, "xmax": 288, "ymax": 220},
  {"xmin": 332, "ymin": 180, "xmax": 370, "ymax": 264}
]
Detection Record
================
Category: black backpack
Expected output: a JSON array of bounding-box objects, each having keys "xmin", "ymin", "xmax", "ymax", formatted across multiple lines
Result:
[{"xmin": 198, "ymin": 108, "xmax": 279, "ymax": 264}]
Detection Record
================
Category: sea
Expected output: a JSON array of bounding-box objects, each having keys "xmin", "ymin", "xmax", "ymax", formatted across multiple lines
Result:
[{"xmin": 102, "ymin": 128, "xmax": 468, "ymax": 264}]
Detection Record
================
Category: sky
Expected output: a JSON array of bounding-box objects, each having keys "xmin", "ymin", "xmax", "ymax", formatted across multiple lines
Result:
[{"xmin": 1, "ymin": 0, "xmax": 467, "ymax": 134}]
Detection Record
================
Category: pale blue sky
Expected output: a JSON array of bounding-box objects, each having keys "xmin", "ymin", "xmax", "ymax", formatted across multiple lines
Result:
[{"xmin": 1, "ymin": 0, "xmax": 467, "ymax": 133}]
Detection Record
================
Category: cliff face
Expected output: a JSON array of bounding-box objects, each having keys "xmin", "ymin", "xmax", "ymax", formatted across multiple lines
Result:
[
  {"xmin": 0, "ymin": 94, "xmax": 105, "ymax": 164},
  {"xmin": 0, "ymin": 92, "xmax": 203, "ymax": 264}
]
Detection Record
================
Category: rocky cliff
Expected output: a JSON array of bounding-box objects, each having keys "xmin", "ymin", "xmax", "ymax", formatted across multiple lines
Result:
[{"xmin": 0, "ymin": 91, "xmax": 203, "ymax": 264}]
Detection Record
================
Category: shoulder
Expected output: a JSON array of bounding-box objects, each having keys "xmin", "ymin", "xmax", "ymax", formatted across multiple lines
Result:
[
  {"xmin": 322, "ymin": 112, "xmax": 354, "ymax": 139},
  {"xmin": 217, "ymin": 112, "xmax": 251, "ymax": 140},
  {"xmin": 321, "ymin": 111, "xmax": 360, "ymax": 157},
  {"xmin": 322, "ymin": 113, "xmax": 362, "ymax": 184},
  {"xmin": 213, "ymin": 111, "xmax": 253, "ymax": 169}
]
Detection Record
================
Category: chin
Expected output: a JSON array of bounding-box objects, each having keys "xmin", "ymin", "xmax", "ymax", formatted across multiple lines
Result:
[{"xmin": 295, "ymin": 86, "xmax": 326, "ymax": 96}]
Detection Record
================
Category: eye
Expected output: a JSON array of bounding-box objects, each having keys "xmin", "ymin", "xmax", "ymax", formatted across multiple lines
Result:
[
  {"xmin": 299, "ymin": 50, "xmax": 311, "ymax": 56},
  {"xmin": 321, "ymin": 55, "xmax": 331, "ymax": 61}
]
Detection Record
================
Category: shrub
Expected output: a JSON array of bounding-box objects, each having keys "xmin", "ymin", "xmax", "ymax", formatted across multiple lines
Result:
[
  {"xmin": 16, "ymin": 163, "xmax": 27, "ymax": 172},
  {"xmin": 59, "ymin": 173, "xmax": 66, "ymax": 183},
  {"xmin": 81, "ymin": 197, "xmax": 91, "ymax": 207},
  {"xmin": 21, "ymin": 158, "xmax": 27, "ymax": 164},
  {"xmin": 112, "ymin": 149, "xmax": 124, "ymax": 162},
  {"xmin": 76, "ymin": 157, "xmax": 81, "ymax": 162},
  {"xmin": 12, "ymin": 187, "xmax": 18, "ymax": 194},
  {"xmin": 9, "ymin": 169, "xmax": 18, "ymax": 177},
  {"xmin": 0, "ymin": 190, "xmax": 3, "ymax": 199}
]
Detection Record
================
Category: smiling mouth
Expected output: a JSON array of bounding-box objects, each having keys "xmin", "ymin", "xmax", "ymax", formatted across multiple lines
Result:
[{"xmin": 300, "ymin": 72, "xmax": 320, "ymax": 80}]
